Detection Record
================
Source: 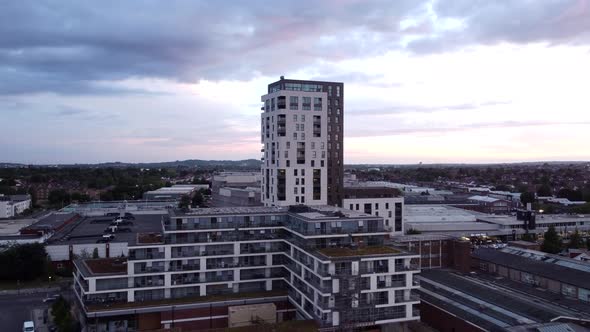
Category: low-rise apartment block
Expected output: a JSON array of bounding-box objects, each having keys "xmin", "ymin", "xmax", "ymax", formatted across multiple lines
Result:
[{"xmin": 72, "ymin": 206, "xmax": 420, "ymax": 331}]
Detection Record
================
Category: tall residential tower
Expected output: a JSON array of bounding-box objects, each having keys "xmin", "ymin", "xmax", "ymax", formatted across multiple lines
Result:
[{"xmin": 261, "ymin": 77, "xmax": 344, "ymax": 207}]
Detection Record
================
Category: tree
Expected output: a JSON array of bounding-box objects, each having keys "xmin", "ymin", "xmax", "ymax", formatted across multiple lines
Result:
[
  {"xmin": 536, "ymin": 184, "xmax": 552, "ymax": 197},
  {"xmin": 92, "ymin": 248, "xmax": 99, "ymax": 259},
  {"xmin": 0, "ymin": 243, "xmax": 48, "ymax": 281},
  {"xmin": 541, "ymin": 226, "xmax": 562, "ymax": 254},
  {"xmin": 191, "ymin": 191, "xmax": 204, "ymax": 207},
  {"xmin": 48, "ymin": 189, "xmax": 71, "ymax": 207},
  {"xmin": 568, "ymin": 230, "xmax": 584, "ymax": 249},
  {"xmin": 494, "ymin": 184, "xmax": 511, "ymax": 192},
  {"xmin": 51, "ymin": 296, "xmax": 74, "ymax": 332},
  {"xmin": 178, "ymin": 195, "xmax": 191, "ymax": 209},
  {"xmin": 521, "ymin": 233, "xmax": 536, "ymax": 242},
  {"xmin": 557, "ymin": 188, "xmax": 584, "ymax": 201},
  {"xmin": 520, "ymin": 192, "xmax": 535, "ymax": 205}
]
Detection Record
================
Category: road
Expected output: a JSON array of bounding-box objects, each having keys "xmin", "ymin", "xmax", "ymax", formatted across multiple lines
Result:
[{"xmin": 0, "ymin": 291, "xmax": 62, "ymax": 332}]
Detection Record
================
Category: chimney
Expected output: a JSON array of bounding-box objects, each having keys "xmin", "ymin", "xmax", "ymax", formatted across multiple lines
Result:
[{"xmin": 280, "ymin": 76, "xmax": 284, "ymax": 80}]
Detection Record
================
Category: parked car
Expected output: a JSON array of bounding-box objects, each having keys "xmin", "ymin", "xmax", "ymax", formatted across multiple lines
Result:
[{"xmin": 23, "ymin": 321, "xmax": 35, "ymax": 332}]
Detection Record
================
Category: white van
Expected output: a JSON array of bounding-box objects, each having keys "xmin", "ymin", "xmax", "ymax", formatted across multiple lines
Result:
[{"xmin": 23, "ymin": 321, "xmax": 35, "ymax": 332}]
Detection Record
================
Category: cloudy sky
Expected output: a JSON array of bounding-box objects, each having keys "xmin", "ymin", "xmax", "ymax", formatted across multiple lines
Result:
[{"xmin": 1, "ymin": 0, "xmax": 590, "ymax": 164}]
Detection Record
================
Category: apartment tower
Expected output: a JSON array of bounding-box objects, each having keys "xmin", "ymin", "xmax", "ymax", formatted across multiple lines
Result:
[{"xmin": 261, "ymin": 77, "xmax": 344, "ymax": 207}]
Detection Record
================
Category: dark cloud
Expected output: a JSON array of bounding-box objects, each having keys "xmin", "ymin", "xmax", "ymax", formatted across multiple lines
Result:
[
  {"xmin": 1, "ymin": 1, "xmax": 589, "ymax": 95},
  {"xmin": 0, "ymin": 0, "xmax": 424, "ymax": 94}
]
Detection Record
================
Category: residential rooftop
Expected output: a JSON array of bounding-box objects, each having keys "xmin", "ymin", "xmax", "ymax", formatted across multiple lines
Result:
[
  {"xmin": 83, "ymin": 258, "xmax": 127, "ymax": 275},
  {"xmin": 48, "ymin": 213, "xmax": 164, "ymax": 246},
  {"xmin": 173, "ymin": 205, "xmax": 379, "ymax": 221}
]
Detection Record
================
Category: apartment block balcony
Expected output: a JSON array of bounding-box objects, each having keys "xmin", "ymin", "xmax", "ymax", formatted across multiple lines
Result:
[{"xmin": 395, "ymin": 293, "xmax": 420, "ymax": 303}]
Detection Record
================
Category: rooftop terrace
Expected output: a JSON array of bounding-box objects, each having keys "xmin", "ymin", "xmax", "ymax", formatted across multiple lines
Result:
[
  {"xmin": 86, "ymin": 290, "xmax": 288, "ymax": 313},
  {"xmin": 317, "ymin": 246, "xmax": 401, "ymax": 258},
  {"xmin": 84, "ymin": 258, "xmax": 127, "ymax": 275}
]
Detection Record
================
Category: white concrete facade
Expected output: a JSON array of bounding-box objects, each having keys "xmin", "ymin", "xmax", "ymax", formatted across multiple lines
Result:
[
  {"xmin": 261, "ymin": 90, "xmax": 328, "ymax": 206},
  {"xmin": 343, "ymin": 197, "xmax": 405, "ymax": 236},
  {"xmin": 0, "ymin": 197, "xmax": 31, "ymax": 218}
]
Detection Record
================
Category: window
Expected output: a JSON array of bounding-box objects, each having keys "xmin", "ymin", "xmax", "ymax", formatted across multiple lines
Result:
[
  {"xmin": 302, "ymin": 97, "xmax": 311, "ymax": 110},
  {"xmin": 350, "ymin": 204, "xmax": 353, "ymax": 210},
  {"xmin": 311, "ymin": 160, "xmax": 315, "ymax": 167},
  {"xmin": 321, "ymin": 151, "xmax": 325, "ymax": 158},
  {"xmin": 296, "ymin": 178, "xmax": 299, "ymax": 185},
  {"xmin": 286, "ymin": 160, "xmax": 290, "ymax": 167},
  {"xmin": 300, "ymin": 124, "xmax": 305, "ymax": 131},
  {"xmin": 294, "ymin": 169, "xmax": 298, "ymax": 176},
  {"xmin": 321, "ymin": 142, "xmax": 325, "ymax": 149},
  {"xmin": 328, "ymin": 86, "xmax": 333, "ymax": 96},
  {"xmin": 301, "ymin": 187, "xmax": 305, "ymax": 194},
  {"xmin": 301, "ymin": 169, "xmax": 305, "ymax": 176},
  {"xmin": 289, "ymin": 96, "xmax": 298, "ymax": 110},
  {"xmin": 294, "ymin": 187, "xmax": 298, "ymax": 194},
  {"xmin": 301, "ymin": 115, "xmax": 305, "ymax": 122},
  {"xmin": 337, "ymin": 108, "xmax": 341, "ymax": 115},
  {"xmin": 312, "ymin": 151, "xmax": 317, "ymax": 158},
  {"xmin": 334, "ymin": 99, "xmax": 339, "ymax": 106},
  {"xmin": 301, "ymin": 133, "xmax": 305, "ymax": 140},
  {"xmin": 336, "ymin": 86, "xmax": 340, "ymax": 97},
  {"xmin": 314, "ymin": 97, "xmax": 322, "ymax": 111},
  {"xmin": 293, "ymin": 132, "xmax": 297, "ymax": 140},
  {"xmin": 301, "ymin": 178, "xmax": 305, "ymax": 185},
  {"xmin": 320, "ymin": 160, "xmax": 324, "ymax": 167},
  {"xmin": 311, "ymin": 142, "xmax": 315, "ymax": 149},
  {"xmin": 293, "ymin": 114, "xmax": 297, "ymax": 122},
  {"xmin": 284, "ymin": 151, "xmax": 288, "ymax": 158}
]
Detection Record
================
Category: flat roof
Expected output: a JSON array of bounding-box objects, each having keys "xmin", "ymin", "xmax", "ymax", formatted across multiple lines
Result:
[
  {"xmin": 0, "ymin": 218, "xmax": 37, "ymax": 235},
  {"xmin": 404, "ymin": 205, "xmax": 481, "ymax": 223},
  {"xmin": 48, "ymin": 213, "xmax": 164, "ymax": 246},
  {"xmin": 28, "ymin": 212, "xmax": 79, "ymax": 230},
  {"xmin": 473, "ymin": 248, "xmax": 590, "ymax": 289},
  {"xmin": 419, "ymin": 269, "xmax": 580, "ymax": 329},
  {"xmin": 173, "ymin": 206, "xmax": 286, "ymax": 217},
  {"xmin": 393, "ymin": 234, "xmax": 457, "ymax": 242},
  {"xmin": 173, "ymin": 205, "xmax": 379, "ymax": 221}
]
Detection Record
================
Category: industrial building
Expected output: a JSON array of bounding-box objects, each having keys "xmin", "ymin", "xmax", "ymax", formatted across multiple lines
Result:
[
  {"xmin": 211, "ymin": 172, "xmax": 262, "ymax": 207},
  {"xmin": 418, "ymin": 269, "xmax": 590, "ymax": 332},
  {"xmin": 72, "ymin": 205, "xmax": 420, "ymax": 331},
  {"xmin": 473, "ymin": 247, "xmax": 590, "ymax": 303},
  {"xmin": 143, "ymin": 184, "xmax": 207, "ymax": 201},
  {"xmin": 403, "ymin": 204, "xmax": 590, "ymax": 239}
]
